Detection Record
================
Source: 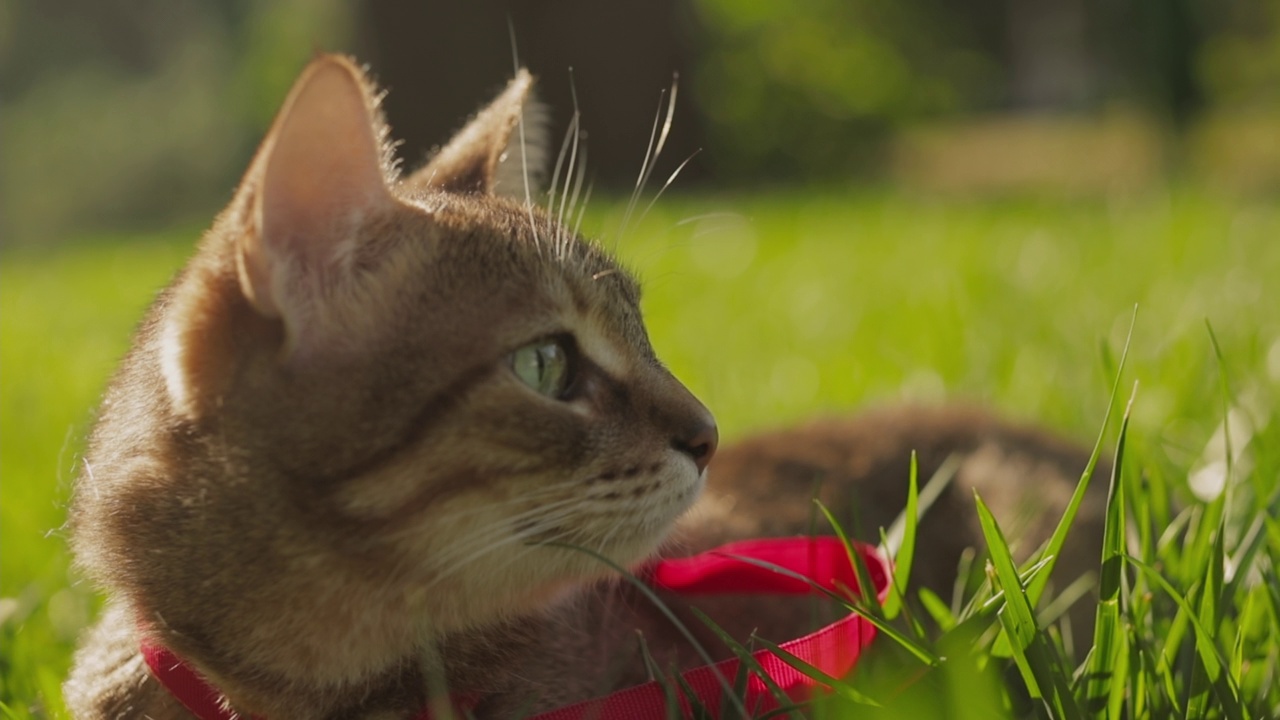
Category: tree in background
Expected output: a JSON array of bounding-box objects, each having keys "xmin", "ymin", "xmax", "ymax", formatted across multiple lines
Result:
[
  {"xmin": 3, "ymin": 0, "xmax": 1277, "ymax": 245},
  {"xmin": 689, "ymin": 0, "xmax": 1279, "ymax": 181}
]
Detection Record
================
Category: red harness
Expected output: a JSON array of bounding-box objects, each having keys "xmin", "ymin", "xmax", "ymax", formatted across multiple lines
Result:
[{"xmin": 141, "ymin": 537, "xmax": 890, "ymax": 719}]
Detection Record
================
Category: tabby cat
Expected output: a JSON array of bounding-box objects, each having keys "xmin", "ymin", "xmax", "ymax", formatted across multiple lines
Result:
[{"xmin": 64, "ymin": 55, "xmax": 1105, "ymax": 719}]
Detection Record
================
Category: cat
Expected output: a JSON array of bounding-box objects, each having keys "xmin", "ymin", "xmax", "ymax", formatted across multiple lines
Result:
[{"xmin": 63, "ymin": 55, "xmax": 1107, "ymax": 719}]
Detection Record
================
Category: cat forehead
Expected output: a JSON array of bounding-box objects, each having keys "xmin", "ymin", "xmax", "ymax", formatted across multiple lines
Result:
[
  {"xmin": 405, "ymin": 193, "xmax": 642, "ymax": 299},
  {"xmin": 389, "ymin": 195, "xmax": 649, "ymax": 362}
]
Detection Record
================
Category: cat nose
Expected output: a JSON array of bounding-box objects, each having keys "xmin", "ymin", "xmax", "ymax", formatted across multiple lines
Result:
[{"xmin": 674, "ymin": 417, "xmax": 718, "ymax": 474}]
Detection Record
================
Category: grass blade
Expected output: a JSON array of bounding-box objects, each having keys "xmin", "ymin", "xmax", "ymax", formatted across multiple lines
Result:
[
  {"xmin": 1124, "ymin": 555, "xmax": 1247, "ymax": 719},
  {"xmin": 1026, "ymin": 304, "xmax": 1137, "ymax": 609},
  {"xmin": 544, "ymin": 542, "xmax": 752, "ymax": 718},
  {"xmin": 1084, "ymin": 382, "xmax": 1136, "ymax": 716},
  {"xmin": 747, "ymin": 635, "xmax": 882, "ymax": 707},
  {"xmin": 975, "ymin": 492, "xmax": 1084, "ymax": 719},
  {"xmin": 881, "ymin": 451, "xmax": 921, "ymax": 619},
  {"xmin": 718, "ymin": 551, "xmax": 941, "ymax": 667},
  {"xmin": 813, "ymin": 500, "xmax": 884, "ymax": 616},
  {"xmin": 687, "ymin": 606, "xmax": 792, "ymax": 707}
]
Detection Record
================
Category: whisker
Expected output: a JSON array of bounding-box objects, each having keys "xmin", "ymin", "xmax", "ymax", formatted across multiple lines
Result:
[
  {"xmin": 649, "ymin": 74, "xmax": 680, "ymax": 183},
  {"xmin": 675, "ymin": 211, "xmax": 748, "ymax": 226},
  {"xmin": 426, "ymin": 509, "xmax": 584, "ymax": 586},
  {"xmin": 616, "ymin": 74, "xmax": 680, "ymax": 252},
  {"xmin": 617, "ymin": 86, "xmax": 669, "ymax": 251},
  {"xmin": 507, "ymin": 18, "xmax": 542, "ymax": 256},
  {"xmin": 635, "ymin": 148, "xmax": 701, "ymax": 230},
  {"xmin": 563, "ymin": 134, "xmax": 588, "ymax": 252},
  {"xmin": 559, "ymin": 129, "xmax": 582, "ymax": 258},
  {"xmin": 558, "ymin": 70, "xmax": 585, "ymax": 259},
  {"xmin": 376, "ymin": 480, "xmax": 586, "ymax": 545},
  {"xmin": 423, "ymin": 492, "xmax": 587, "ymax": 559},
  {"xmin": 547, "ymin": 110, "xmax": 578, "ymax": 231},
  {"xmin": 572, "ymin": 179, "xmax": 594, "ymax": 243},
  {"xmin": 428, "ymin": 488, "xmax": 582, "ymax": 532},
  {"xmin": 560, "ymin": 129, "xmax": 583, "ymax": 260}
]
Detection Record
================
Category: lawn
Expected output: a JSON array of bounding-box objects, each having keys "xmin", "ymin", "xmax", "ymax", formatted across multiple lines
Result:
[{"xmin": 2, "ymin": 189, "xmax": 1278, "ymax": 717}]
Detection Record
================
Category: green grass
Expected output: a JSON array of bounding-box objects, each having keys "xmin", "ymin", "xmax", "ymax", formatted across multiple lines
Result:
[{"xmin": 2, "ymin": 189, "xmax": 1278, "ymax": 717}]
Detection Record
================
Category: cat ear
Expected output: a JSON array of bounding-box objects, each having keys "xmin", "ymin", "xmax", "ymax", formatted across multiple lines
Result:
[
  {"xmin": 237, "ymin": 54, "xmax": 395, "ymax": 337},
  {"xmin": 401, "ymin": 70, "xmax": 547, "ymax": 200}
]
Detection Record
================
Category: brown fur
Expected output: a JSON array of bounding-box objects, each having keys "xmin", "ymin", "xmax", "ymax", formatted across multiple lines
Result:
[{"xmin": 65, "ymin": 56, "xmax": 1106, "ymax": 719}]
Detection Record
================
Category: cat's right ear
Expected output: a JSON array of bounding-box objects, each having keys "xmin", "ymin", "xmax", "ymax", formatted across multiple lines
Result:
[
  {"xmin": 400, "ymin": 70, "xmax": 548, "ymax": 200},
  {"xmin": 237, "ymin": 54, "xmax": 394, "ymax": 349}
]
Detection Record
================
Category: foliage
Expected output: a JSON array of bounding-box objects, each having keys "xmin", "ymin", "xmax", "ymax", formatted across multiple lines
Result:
[
  {"xmin": 0, "ymin": 0, "xmax": 350, "ymax": 246},
  {"xmin": 690, "ymin": 0, "xmax": 1002, "ymax": 179},
  {"xmin": 688, "ymin": 0, "xmax": 1280, "ymax": 180}
]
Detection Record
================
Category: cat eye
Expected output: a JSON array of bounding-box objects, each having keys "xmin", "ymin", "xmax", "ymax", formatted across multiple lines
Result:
[{"xmin": 510, "ymin": 339, "xmax": 572, "ymax": 398}]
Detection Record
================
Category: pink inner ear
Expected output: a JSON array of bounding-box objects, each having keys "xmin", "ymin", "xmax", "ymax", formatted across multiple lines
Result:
[{"xmin": 241, "ymin": 56, "xmax": 393, "ymax": 323}]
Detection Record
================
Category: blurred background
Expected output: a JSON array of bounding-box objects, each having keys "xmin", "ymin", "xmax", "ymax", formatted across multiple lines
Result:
[{"xmin": 3, "ymin": 0, "xmax": 1278, "ymax": 246}]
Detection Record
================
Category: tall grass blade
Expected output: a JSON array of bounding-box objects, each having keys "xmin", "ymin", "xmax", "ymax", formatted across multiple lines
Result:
[
  {"xmin": 1084, "ymin": 382, "xmax": 1135, "ymax": 716},
  {"xmin": 974, "ymin": 493, "xmax": 1084, "ymax": 719},
  {"xmin": 545, "ymin": 542, "xmax": 752, "ymax": 718},
  {"xmin": 687, "ymin": 606, "xmax": 792, "ymax": 706},
  {"xmin": 813, "ymin": 500, "xmax": 883, "ymax": 617},
  {"xmin": 1026, "ymin": 304, "xmax": 1137, "ymax": 609},
  {"xmin": 718, "ymin": 551, "xmax": 941, "ymax": 666},
  {"xmin": 747, "ymin": 635, "xmax": 882, "ymax": 707},
  {"xmin": 881, "ymin": 451, "xmax": 920, "ymax": 619}
]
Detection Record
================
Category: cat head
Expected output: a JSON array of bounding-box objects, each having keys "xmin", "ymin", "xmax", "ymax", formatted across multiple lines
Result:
[{"xmin": 82, "ymin": 55, "xmax": 716, "ymax": 640}]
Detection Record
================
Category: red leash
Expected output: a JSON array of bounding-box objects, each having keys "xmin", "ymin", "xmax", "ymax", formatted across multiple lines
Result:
[{"xmin": 141, "ymin": 538, "xmax": 890, "ymax": 719}]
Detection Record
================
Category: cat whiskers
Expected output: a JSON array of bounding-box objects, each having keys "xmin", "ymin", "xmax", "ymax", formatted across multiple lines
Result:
[
  {"xmin": 545, "ymin": 71, "xmax": 591, "ymax": 261},
  {"xmin": 546, "ymin": 96, "xmax": 580, "ymax": 260},
  {"xmin": 615, "ymin": 75, "xmax": 678, "ymax": 252},
  {"xmin": 423, "ymin": 503, "xmax": 586, "ymax": 588},
  {"xmin": 508, "ymin": 21, "xmax": 543, "ymax": 259},
  {"xmin": 413, "ymin": 481, "xmax": 588, "ymax": 563},
  {"xmin": 376, "ymin": 481, "xmax": 584, "ymax": 546}
]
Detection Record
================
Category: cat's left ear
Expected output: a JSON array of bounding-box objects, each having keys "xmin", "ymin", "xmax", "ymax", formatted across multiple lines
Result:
[
  {"xmin": 162, "ymin": 56, "xmax": 394, "ymax": 418},
  {"xmin": 400, "ymin": 70, "xmax": 547, "ymax": 200}
]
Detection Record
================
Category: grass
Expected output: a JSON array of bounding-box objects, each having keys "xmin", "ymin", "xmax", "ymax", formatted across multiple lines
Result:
[{"xmin": 2, "ymin": 188, "xmax": 1278, "ymax": 717}]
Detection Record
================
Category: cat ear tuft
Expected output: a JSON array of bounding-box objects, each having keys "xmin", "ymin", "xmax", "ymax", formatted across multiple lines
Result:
[
  {"xmin": 237, "ymin": 54, "xmax": 395, "ymax": 338},
  {"xmin": 401, "ymin": 70, "xmax": 548, "ymax": 200}
]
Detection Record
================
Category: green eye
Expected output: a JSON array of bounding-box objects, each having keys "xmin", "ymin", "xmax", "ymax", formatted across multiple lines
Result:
[{"xmin": 510, "ymin": 339, "xmax": 570, "ymax": 398}]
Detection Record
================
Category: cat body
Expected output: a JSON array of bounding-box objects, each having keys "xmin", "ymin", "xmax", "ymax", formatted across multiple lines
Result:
[{"xmin": 64, "ymin": 56, "xmax": 1105, "ymax": 719}]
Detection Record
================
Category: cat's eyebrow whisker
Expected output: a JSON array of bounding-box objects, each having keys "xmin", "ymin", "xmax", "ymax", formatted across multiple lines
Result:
[
  {"xmin": 559, "ymin": 71, "xmax": 586, "ymax": 259},
  {"xmin": 634, "ymin": 148, "xmax": 701, "ymax": 231},
  {"xmin": 507, "ymin": 26, "xmax": 543, "ymax": 258},
  {"xmin": 519, "ymin": 118, "xmax": 542, "ymax": 258},
  {"xmin": 674, "ymin": 211, "xmax": 748, "ymax": 226},
  {"xmin": 563, "ymin": 134, "xmax": 588, "ymax": 257},
  {"xmin": 617, "ymin": 88, "xmax": 667, "ymax": 250},
  {"xmin": 616, "ymin": 74, "xmax": 679, "ymax": 251},
  {"xmin": 559, "ymin": 126, "xmax": 583, "ymax": 261},
  {"xmin": 506, "ymin": 21, "xmax": 534, "ymax": 203},
  {"xmin": 572, "ymin": 179, "xmax": 594, "ymax": 242},
  {"xmin": 547, "ymin": 109, "xmax": 578, "ymax": 237}
]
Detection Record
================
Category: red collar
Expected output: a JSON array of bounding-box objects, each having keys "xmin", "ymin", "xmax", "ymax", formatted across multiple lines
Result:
[{"xmin": 141, "ymin": 537, "xmax": 890, "ymax": 719}]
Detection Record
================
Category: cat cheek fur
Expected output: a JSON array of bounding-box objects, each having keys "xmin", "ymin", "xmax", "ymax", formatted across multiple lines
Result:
[{"xmin": 332, "ymin": 364, "xmax": 710, "ymax": 574}]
